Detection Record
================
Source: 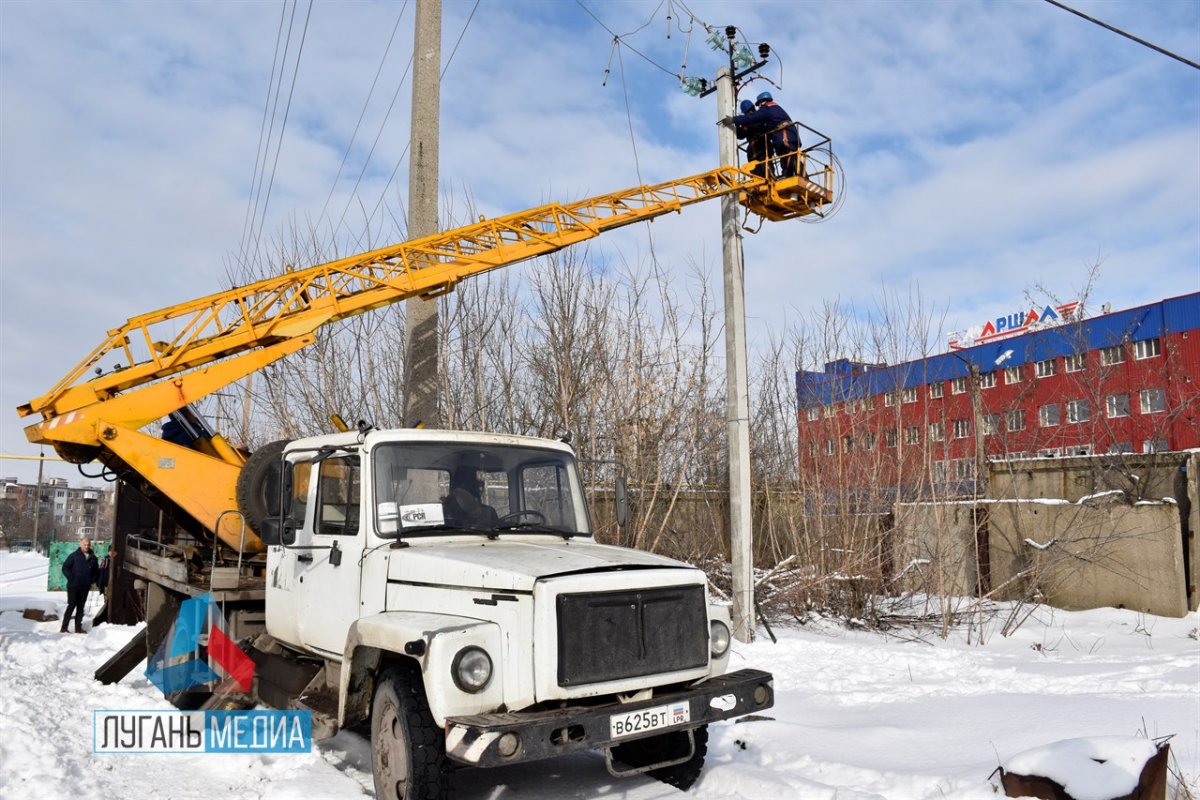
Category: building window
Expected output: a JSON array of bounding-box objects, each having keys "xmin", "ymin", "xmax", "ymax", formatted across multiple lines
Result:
[
  {"xmin": 951, "ymin": 377, "xmax": 967, "ymax": 395},
  {"xmin": 1139, "ymin": 388, "xmax": 1165, "ymax": 414},
  {"xmin": 806, "ymin": 407, "xmax": 820, "ymax": 422},
  {"xmin": 929, "ymin": 382, "xmax": 944, "ymax": 399},
  {"xmin": 952, "ymin": 419, "xmax": 970, "ymax": 439},
  {"xmin": 978, "ymin": 372, "xmax": 997, "ymax": 389},
  {"xmin": 928, "ymin": 421, "xmax": 945, "ymax": 442},
  {"xmin": 1006, "ymin": 409, "xmax": 1026, "ymax": 432},
  {"xmin": 1039, "ymin": 404, "xmax": 1060, "ymax": 427},
  {"xmin": 1066, "ymin": 399, "xmax": 1090, "ymax": 423},
  {"xmin": 932, "ymin": 461, "xmax": 947, "ymax": 483},
  {"xmin": 953, "ymin": 459, "xmax": 974, "ymax": 480},
  {"xmin": 1100, "ymin": 345, "xmax": 1126, "ymax": 366},
  {"xmin": 1066, "ymin": 446, "xmax": 1092, "ymax": 457},
  {"xmin": 843, "ymin": 436, "xmax": 854, "ymax": 453},
  {"xmin": 1035, "ymin": 359, "xmax": 1057, "ymax": 378},
  {"xmin": 982, "ymin": 413, "xmax": 1000, "ymax": 435},
  {"xmin": 904, "ymin": 426, "xmax": 920, "ymax": 445},
  {"xmin": 901, "ymin": 387, "xmax": 918, "ymax": 404},
  {"xmin": 863, "ymin": 432, "xmax": 876, "ymax": 451},
  {"xmin": 884, "ymin": 391, "xmax": 897, "ymax": 407},
  {"xmin": 808, "ymin": 440, "xmax": 817, "ymax": 457},
  {"xmin": 1038, "ymin": 448, "xmax": 1062, "ymax": 458},
  {"xmin": 1064, "ymin": 353, "xmax": 1085, "ymax": 373},
  {"xmin": 1107, "ymin": 442, "xmax": 1133, "ymax": 454},
  {"xmin": 823, "ymin": 404, "xmax": 838, "ymax": 419},
  {"xmin": 1106, "ymin": 394, "xmax": 1130, "ymax": 418},
  {"xmin": 1134, "ymin": 338, "xmax": 1161, "ymax": 360},
  {"xmin": 1004, "ymin": 365, "xmax": 1022, "ymax": 384},
  {"xmin": 1143, "ymin": 438, "xmax": 1168, "ymax": 454},
  {"xmin": 824, "ymin": 439, "xmax": 835, "ymax": 455},
  {"xmin": 885, "ymin": 429, "xmax": 898, "ymax": 448}
]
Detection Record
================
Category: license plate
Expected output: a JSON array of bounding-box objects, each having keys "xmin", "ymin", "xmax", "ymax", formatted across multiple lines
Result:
[{"xmin": 609, "ymin": 701, "xmax": 691, "ymax": 740}]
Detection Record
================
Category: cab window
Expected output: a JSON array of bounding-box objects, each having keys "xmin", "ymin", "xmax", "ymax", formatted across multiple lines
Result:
[{"xmin": 316, "ymin": 455, "xmax": 361, "ymax": 536}]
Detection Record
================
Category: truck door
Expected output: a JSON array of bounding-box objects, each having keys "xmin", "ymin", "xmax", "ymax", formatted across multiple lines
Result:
[
  {"xmin": 296, "ymin": 452, "xmax": 364, "ymax": 658},
  {"xmin": 265, "ymin": 457, "xmax": 313, "ymax": 645}
]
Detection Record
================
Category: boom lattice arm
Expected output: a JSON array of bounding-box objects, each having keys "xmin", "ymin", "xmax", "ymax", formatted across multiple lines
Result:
[{"xmin": 17, "ymin": 158, "xmax": 833, "ymax": 551}]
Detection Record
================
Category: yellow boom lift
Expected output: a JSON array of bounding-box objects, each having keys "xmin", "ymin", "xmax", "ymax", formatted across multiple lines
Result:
[{"xmin": 18, "ymin": 158, "xmax": 834, "ymax": 554}]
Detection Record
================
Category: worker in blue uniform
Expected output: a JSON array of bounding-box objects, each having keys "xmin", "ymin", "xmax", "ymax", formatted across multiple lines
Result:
[
  {"xmin": 735, "ymin": 99, "xmax": 768, "ymax": 178},
  {"xmin": 730, "ymin": 92, "xmax": 800, "ymax": 178}
]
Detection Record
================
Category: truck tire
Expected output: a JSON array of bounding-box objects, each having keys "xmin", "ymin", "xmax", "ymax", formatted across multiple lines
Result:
[
  {"xmin": 612, "ymin": 723, "xmax": 708, "ymax": 791},
  {"xmin": 235, "ymin": 439, "xmax": 290, "ymax": 532},
  {"xmin": 371, "ymin": 662, "xmax": 452, "ymax": 800}
]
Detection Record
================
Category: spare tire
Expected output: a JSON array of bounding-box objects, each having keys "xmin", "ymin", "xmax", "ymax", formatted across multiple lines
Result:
[{"xmin": 236, "ymin": 439, "xmax": 291, "ymax": 533}]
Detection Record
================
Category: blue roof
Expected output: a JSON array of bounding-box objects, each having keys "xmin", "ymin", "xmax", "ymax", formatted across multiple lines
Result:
[{"xmin": 797, "ymin": 292, "xmax": 1200, "ymax": 407}]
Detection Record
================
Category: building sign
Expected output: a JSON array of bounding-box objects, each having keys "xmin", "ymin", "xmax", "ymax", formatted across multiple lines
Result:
[{"xmin": 948, "ymin": 300, "xmax": 1079, "ymax": 350}]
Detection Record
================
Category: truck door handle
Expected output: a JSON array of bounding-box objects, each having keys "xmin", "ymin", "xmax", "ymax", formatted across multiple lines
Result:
[{"xmin": 297, "ymin": 553, "xmax": 313, "ymax": 563}]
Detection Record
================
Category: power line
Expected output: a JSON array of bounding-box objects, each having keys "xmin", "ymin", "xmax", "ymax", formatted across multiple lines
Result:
[
  {"xmin": 316, "ymin": 2, "xmax": 410, "ymax": 239},
  {"xmin": 237, "ymin": 2, "xmax": 289, "ymax": 269},
  {"xmin": 357, "ymin": 0, "xmax": 481, "ymax": 247},
  {"xmin": 249, "ymin": 0, "xmax": 316, "ymax": 266},
  {"xmin": 574, "ymin": 0, "xmax": 681, "ymax": 79},
  {"xmin": 1042, "ymin": 0, "xmax": 1199, "ymax": 70}
]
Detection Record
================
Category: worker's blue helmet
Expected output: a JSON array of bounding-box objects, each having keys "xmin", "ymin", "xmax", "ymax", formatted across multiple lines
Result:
[
  {"xmin": 740, "ymin": 99, "xmax": 754, "ymax": 114},
  {"xmin": 756, "ymin": 91, "xmax": 773, "ymax": 104}
]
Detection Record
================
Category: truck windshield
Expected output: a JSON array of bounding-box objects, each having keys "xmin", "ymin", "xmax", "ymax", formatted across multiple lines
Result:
[{"xmin": 372, "ymin": 442, "xmax": 591, "ymax": 539}]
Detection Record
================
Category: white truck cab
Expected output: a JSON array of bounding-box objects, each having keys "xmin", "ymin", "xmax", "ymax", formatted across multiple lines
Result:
[{"xmin": 256, "ymin": 429, "xmax": 773, "ymax": 797}]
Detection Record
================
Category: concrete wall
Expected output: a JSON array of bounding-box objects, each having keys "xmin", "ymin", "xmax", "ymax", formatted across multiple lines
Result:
[
  {"xmin": 989, "ymin": 453, "xmax": 1180, "ymax": 504},
  {"xmin": 988, "ymin": 497, "xmax": 1187, "ymax": 617},
  {"xmin": 893, "ymin": 503, "xmax": 978, "ymax": 597},
  {"xmin": 893, "ymin": 476, "xmax": 1191, "ymax": 617}
]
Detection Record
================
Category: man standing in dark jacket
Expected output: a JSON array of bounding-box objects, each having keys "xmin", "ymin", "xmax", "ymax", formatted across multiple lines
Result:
[
  {"xmin": 730, "ymin": 91, "xmax": 800, "ymax": 178},
  {"xmin": 61, "ymin": 538, "xmax": 99, "ymax": 633}
]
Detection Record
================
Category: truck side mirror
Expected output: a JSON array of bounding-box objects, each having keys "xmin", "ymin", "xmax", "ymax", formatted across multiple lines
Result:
[
  {"xmin": 258, "ymin": 517, "xmax": 296, "ymax": 546},
  {"xmin": 615, "ymin": 476, "xmax": 629, "ymax": 531}
]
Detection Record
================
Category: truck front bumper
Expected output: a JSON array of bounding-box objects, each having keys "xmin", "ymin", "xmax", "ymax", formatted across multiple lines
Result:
[{"xmin": 443, "ymin": 668, "xmax": 773, "ymax": 767}]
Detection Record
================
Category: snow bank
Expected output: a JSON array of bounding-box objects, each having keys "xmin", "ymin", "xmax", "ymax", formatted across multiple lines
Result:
[{"xmin": 1, "ymin": 554, "xmax": 1197, "ymax": 799}]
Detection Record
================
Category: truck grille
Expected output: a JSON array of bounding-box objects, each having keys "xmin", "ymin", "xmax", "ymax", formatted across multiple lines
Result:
[{"xmin": 556, "ymin": 585, "xmax": 708, "ymax": 686}]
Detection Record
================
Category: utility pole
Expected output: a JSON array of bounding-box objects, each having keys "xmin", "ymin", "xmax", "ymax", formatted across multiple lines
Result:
[
  {"xmin": 402, "ymin": 0, "xmax": 442, "ymax": 428},
  {"xmin": 968, "ymin": 363, "xmax": 987, "ymax": 497},
  {"xmin": 31, "ymin": 447, "xmax": 45, "ymax": 548},
  {"xmin": 716, "ymin": 66, "xmax": 754, "ymax": 643}
]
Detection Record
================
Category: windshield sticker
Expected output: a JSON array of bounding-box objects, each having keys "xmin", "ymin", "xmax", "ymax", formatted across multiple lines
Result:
[{"xmin": 397, "ymin": 503, "xmax": 445, "ymax": 528}]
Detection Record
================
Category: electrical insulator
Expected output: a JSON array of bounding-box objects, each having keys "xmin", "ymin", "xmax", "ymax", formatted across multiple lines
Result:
[
  {"xmin": 733, "ymin": 45, "xmax": 754, "ymax": 69},
  {"xmin": 681, "ymin": 76, "xmax": 706, "ymax": 96},
  {"xmin": 759, "ymin": 42, "xmax": 771, "ymax": 60},
  {"xmin": 706, "ymin": 28, "xmax": 725, "ymax": 52},
  {"xmin": 725, "ymin": 25, "xmax": 737, "ymax": 41}
]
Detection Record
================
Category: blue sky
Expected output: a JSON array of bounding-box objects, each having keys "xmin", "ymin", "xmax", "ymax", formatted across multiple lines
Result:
[{"xmin": 1, "ymin": 0, "xmax": 1198, "ymax": 485}]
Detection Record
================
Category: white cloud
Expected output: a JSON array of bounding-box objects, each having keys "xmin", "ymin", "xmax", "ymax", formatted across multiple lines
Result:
[{"xmin": 1, "ymin": 0, "xmax": 1197, "ymax": 483}]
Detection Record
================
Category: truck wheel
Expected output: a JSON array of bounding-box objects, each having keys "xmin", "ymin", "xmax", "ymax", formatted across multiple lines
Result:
[
  {"xmin": 612, "ymin": 723, "xmax": 708, "ymax": 791},
  {"xmin": 371, "ymin": 662, "xmax": 451, "ymax": 800},
  {"xmin": 235, "ymin": 439, "xmax": 290, "ymax": 532}
]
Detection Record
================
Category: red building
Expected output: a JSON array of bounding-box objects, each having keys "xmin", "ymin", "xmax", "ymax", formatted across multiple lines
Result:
[{"xmin": 796, "ymin": 292, "xmax": 1200, "ymax": 496}]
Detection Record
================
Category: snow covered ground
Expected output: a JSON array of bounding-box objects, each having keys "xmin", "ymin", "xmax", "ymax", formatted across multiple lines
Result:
[{"xmin": 1, "ymin": 551, "xmax": 1196, "ymax": 799}]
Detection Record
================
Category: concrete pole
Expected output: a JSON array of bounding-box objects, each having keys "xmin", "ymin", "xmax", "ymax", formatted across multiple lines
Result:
[
  {"xmin": 31, "ymin": 448, "xmax": 45, "ymax": 548},
  {"xmin": 969, "ymin": 363, "xmax": 986, "ymax": 496},
  {"xmin": 402, "ymin": 0, "xmax": 442, "ymax": 428},
  {"xmin": 717, "ymin": 67, "xmax": 754, "ymax": 643}
]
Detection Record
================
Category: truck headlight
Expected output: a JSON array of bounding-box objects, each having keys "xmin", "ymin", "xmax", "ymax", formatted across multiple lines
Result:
[
  {"xmin": 709, "ymin": 620, "xmax": 731, "ymax": 658},
  {"xmin": 452, "ymin": 646, "xmax": 493, "ymax": 693}
]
